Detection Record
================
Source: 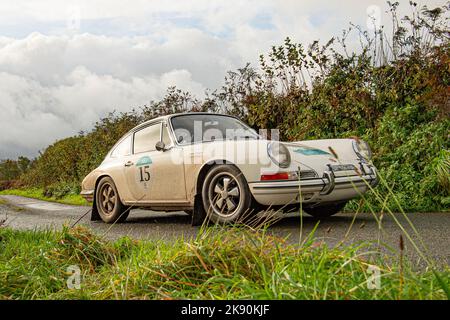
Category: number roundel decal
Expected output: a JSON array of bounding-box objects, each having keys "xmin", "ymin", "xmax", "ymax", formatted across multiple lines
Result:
[{"xmin": 136, "ymin": 156, "xmax": 152, "ymax": 183}]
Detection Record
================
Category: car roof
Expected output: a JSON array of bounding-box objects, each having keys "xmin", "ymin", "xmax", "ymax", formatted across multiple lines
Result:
[
  {"xmin": 108, "ymin": 112, "xmax": 245, "ymax": 156},
  {"xmin": 132, "ymin": 112, "xmax": 237, "ymax": 132}
]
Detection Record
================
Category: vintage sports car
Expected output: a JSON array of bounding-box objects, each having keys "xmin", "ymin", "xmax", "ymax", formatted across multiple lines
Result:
[{"xmin": 81, "ymin": 113, "xmax": 378, "ymax": 224}]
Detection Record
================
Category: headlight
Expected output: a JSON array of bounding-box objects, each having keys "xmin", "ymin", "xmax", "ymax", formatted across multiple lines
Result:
[
  {"xmin": 268, "ymin": 142, "xmax": 291, "ymax": 168},
  {"xmin": 352, "ymin": 139, "xmax": 372, "ymax": 161}
]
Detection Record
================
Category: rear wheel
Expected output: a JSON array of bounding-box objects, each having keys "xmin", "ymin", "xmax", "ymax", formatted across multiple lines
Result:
[
  {"xmin": 95, "ymin": 177, "xmax": 129, "ymax": 223},
  {"xmin": 202, "ymin": 165, "xmax": 252, "ymax": 224},
  {"xmin": 304, "ymin": 202, "xmax": 347, "ymax": 218}
]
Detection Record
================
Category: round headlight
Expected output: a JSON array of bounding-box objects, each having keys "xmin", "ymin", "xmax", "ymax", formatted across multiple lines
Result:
[
  {"xmin": 352, "ymin": 139, "xmax": 372, "ymax": 161},
  {"xmin": 268, "ymin": 142, "xmax": 291, "ymax": 168}
]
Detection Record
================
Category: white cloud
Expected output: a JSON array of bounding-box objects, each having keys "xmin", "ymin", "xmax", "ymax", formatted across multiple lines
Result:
[
  {"xmin": 0, "ymin": 31, "xmax": 238, "ymax": 87},
  {"xmin": 0, "ymin": 55, "xmax": 207, "ymax": 158},
  {"xmin": 0, "ymin": 31, "xmax": 236, "ymax": 158}
]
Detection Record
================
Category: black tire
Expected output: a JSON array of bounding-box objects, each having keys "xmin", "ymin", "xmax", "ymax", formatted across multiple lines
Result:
[
  {"xmin": 202, "ymin": 165, "xmax": 252, "ymax": 224},
  {"xmin": 95, "ymin": 177, "xmax": 129, "ymax": 223},
  {"xmin": 304, "ymin": 202, "xmax": 347, "ymax": 218}
]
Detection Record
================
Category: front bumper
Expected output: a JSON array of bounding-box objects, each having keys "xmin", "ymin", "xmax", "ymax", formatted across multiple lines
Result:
[
  {"xmin": 249, "ymin": 164, "xmax": 378, "ymax": 206},
  {"xmin": 80, "ymin": 190, "xmax": 94, "ymax": 202}
]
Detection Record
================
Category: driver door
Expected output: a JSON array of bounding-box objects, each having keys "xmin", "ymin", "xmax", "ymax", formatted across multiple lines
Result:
[{"xmin": 123, "ymin": 121, "xmax": 186, "ymax": 203}]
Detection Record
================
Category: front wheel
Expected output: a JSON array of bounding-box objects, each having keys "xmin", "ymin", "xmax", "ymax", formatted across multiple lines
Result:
[
  {"xmin": 95, "ymin": 177, "xmax": 129, "ymax": 223},
  {"xmin": 303, "ymin": 202, "xmax": 347, "ymax": 219},
  {"xmin": 202, "ymin": 165, "xmax": 253, "ymax": 224}
]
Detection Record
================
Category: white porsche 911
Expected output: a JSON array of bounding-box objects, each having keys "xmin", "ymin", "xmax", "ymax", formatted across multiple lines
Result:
[{"xmin": 81, "ymin": 113, "xmax": 378, "ymax": 224}]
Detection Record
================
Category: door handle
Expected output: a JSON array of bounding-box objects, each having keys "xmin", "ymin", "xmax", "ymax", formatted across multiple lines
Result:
[{"xmin": 124, "ymin": 161, "xmax": 134, "ymax": 167}]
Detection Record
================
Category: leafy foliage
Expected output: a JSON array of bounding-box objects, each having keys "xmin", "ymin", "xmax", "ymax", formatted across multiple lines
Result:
[{"xmin": 0, "ymin": 157, "xmax": 31, "ymax": 181}]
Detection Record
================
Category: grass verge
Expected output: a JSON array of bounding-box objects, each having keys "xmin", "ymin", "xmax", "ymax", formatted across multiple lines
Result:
[
  {"xmin": 0, "ymin": 225, "xmax": 448, "ymax": 300},
  {"xmin": 0, "ymin": 188, "xmax": 88, "ymax": 206}
]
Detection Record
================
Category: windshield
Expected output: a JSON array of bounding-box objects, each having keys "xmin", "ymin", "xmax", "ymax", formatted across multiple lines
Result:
[{"xmin": 170, "ymin": 114, "xmax": 260, "ymax": 145}]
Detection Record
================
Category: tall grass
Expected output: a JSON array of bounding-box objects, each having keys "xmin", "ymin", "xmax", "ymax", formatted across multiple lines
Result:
[
  {"xmin": 319, "ymin": 149, "xmax": 450, "ymax": 299},
  {"xmin": 0, "ymin": 223, "xmax": 448, "ymax": 300}
]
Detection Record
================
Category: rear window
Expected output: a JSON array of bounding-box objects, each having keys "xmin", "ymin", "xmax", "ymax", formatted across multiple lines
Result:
[{"xmin": 110, "ymin": 135, "xmax": 131, "ymax": 158}]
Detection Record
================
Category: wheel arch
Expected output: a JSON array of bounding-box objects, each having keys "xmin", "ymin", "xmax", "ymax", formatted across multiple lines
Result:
[
  {"xmin": 191, "ymin": 159, "xmax": 242, "ymax": 226},
  {"xmin": 191, "ymin": 159, "xmax": 258, "ymax": 226}
]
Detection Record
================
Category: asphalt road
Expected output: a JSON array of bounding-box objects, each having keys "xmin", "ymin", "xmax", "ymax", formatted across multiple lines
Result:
[{"xmin": 1, "ymin": 194, "xmax": 448, "ymax": 268}]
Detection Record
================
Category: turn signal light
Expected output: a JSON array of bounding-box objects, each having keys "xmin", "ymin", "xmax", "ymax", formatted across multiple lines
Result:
[{"xmin": 260, "ymin": 172, "xmax": 290, "ymax": 181}]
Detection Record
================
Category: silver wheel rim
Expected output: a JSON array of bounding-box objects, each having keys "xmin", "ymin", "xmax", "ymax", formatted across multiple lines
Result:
[
  {"xmin": 208, "ymin": 172, "xmax": 242, "ymax": 218},
  {"xmin": 99, "ymin": 183, "xmax": 116, "ymax": 216}
]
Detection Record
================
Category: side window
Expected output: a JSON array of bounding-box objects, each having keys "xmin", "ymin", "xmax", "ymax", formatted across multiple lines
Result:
[
  {"xmin": 110, "ymin": 135, "xmax": 131, "ymax": 158},
  {"xmin": 162, "ymin": 125, "xmax": 171, "ymax": 146},
  {"xmin": 134, "ymin": 124, "xmax": 160, "ymax": 154}
]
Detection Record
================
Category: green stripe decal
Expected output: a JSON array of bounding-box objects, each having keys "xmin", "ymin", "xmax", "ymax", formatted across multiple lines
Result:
[
  {"xmin": 293, "ymin": 147, "xmax": 330, "ymax": 156},
  {"xmin": 136, "ymin": 156, "xmax": 152, "ymax": 166}
]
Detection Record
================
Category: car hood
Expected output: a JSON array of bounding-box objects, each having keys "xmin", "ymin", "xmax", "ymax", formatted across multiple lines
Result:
[{"xmin": 283, "ymin": 139, "xmax": 361, "ymax": 174}]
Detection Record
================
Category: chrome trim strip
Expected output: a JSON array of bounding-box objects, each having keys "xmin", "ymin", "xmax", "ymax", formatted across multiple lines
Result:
[
  {"xmin": 249, "ymin": 174, "xmax": 376, "ymax": 195},
  {"xmin": 251, "ymin": 179, "xmax": 325, "ymax": 189}
]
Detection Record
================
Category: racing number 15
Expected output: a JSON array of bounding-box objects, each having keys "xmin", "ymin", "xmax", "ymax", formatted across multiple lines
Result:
[{"xmin": 139, "ymin": 166, "xmax": 150, "ymax": 182}]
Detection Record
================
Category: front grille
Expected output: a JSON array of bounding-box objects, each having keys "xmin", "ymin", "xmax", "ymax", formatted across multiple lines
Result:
[
  {"xmin": 329, "ymin": 164, "xmax": 356, "ymax": 171},
  {"xmin": 329, "ymin": 164, "xmax": 360, "ymax": 177},
  {"xmin": 299, "ymin": 170, "xmax": 318, "ymax": 179}
]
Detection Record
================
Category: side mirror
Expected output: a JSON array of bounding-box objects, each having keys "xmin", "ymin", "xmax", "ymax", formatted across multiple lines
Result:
[{"xmin": 155, "ymin": 141, "xmax": 166, "ymax": 152}]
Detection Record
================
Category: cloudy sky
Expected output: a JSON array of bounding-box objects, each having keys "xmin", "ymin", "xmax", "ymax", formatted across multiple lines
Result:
[{"xmin": 0, "ymin": 0, "xmax": 445, "ymax": 159}]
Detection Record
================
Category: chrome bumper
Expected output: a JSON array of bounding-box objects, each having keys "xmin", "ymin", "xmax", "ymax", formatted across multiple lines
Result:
[
  {"xmin": 80, "ymin": 190, "xmax": 94, "ymax": 202},
  {"xmin": 250, "ymin": 164, "xmax": 378, "ymax": 197}
]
